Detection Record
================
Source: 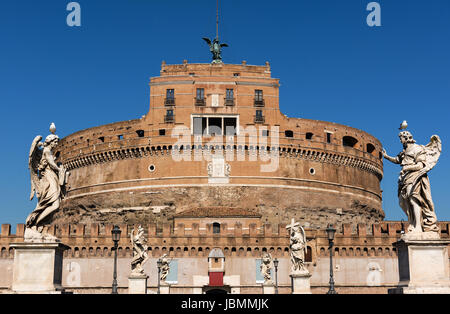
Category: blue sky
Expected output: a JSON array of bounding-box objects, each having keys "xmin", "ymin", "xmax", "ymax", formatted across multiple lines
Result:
[{"xmin": 0, "ymin": 0, "xmax": 449, "ymax": 229}]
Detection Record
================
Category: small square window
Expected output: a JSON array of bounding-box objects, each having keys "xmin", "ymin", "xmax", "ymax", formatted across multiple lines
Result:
[{"xmin": 159, "ymin": 129, "xmax": 166, "ymax": 136}]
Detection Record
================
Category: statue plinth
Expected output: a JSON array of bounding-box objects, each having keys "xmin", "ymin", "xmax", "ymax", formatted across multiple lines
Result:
[
  {"xmin": 160, "ymin": 281, "xmax": 170, "ymax": 294},
  {"xmin": 389, "ymin": 233, "xmax": 450, "ymax": 294},
  {"xmin": 262, "ymin": 282, "xmax": 275, "ymax": 294},
  {"xmin": 128, "ymin": 273, "xmax": 148, "ymax": 294},
  {"xmin": 10, "ymin": 241, "xmax": 69, "ymax": 294},
  {"xmin": 290, "ymin": 269, "xmax": 312, "ymax": 294}
]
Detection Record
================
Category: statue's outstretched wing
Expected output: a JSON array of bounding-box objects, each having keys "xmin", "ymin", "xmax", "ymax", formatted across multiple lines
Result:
[
  {"xmin": 28, "ymin": 136, "xmax": 43, "ymax": 201},
  {"xmin": 423, "ymin": 135, "xmax": 442, "ymax": 172},
  {"xmin": 202, "ymin": 37, "xmax": 212, "ymax": 46},
  {"xmin": 220, "ymin": 43, "xmax": 229, "ymax": 48}
]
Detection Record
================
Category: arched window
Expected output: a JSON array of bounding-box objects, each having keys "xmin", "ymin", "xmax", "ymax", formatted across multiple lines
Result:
[
  {"xmin": 213, "ymin": 222, "xmax": 221, "ymax": 234},
  {"xmin": 343, "ymin": 136, "xmax": 358, "ymax": 148}
]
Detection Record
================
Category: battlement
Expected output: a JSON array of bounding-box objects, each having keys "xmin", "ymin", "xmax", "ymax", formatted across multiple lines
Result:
[{"xmin": 1, "ymin": 221, "xmax": 448, "ymax": 260}]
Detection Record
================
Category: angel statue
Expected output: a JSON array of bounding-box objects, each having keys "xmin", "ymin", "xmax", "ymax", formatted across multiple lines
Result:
[
  {"xmin": 158, "ymin": 254, "xmax": 172, "ymax": 282},
  {"xmin": 130, "ymin": 225, "xmax": 150, "ymax": 276},
  {"xmin": 383, "ymin": 126, "xmax": 442, "ymax": 235},
  {"xmin": 260, "ymin": 253, "xmax": 273, "ymax": 284},
  {"xmin": 286, "ymin": 218, "xmax": 308, "ymax": 274},
  {"xmin": 26, "ymin": 123, "xmax": 67, "ymax": 241},
  {"xmin": 202, "ymin": 37, "xmax": 228, "ymax": 64}
]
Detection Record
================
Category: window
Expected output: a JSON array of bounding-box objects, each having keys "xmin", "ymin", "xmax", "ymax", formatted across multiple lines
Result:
[
  {"xmin": 159, "ymin": 129, "xmax": 166, "ymax": 136},
  {"xmin": 136, "ymin": 130, "xmax": 145, "ymax": 138},
  {"xmin": 255, "ymin": 90, "xmax": 263, "ymax": 101},
  {"xmin": 285, "ymin": 130, "xmax": 294, "ymax": 138},
  {"xmin": 213, "ymin": 223, "xmax": 221, "ymax": 234},
  {"xmin": 343, "ymin": 136, "xmax": 358, "ymax": 148},
  {"xmin": 166, "ymin": 89, "xmax": 174, "ymax": 99},
  {"xmin": 306, "ymin": 132, "xmax": 313, "ymax": 140},
  {"xmin": 118, "ymin": 135, "xmax": 124, "ymax": 140},
  {"xmin": 226, "ymin": 89, "xmax": 234, "ymax": 100},
  {"xmin": 193, "ymin": 116, "xmax": 237, "ymax": 136},
  {"xmin": 209, "ymin": 118, "xmax": 222, "ymax": 136},
  {"xmin": 224, "ymin": 118, "xmax": 237, "ymax": 136},
  {"xmin": 166, "ymin": 109, "xmax": 174, "ymax": 117},
  {"xmin": 196, "ymin": 88, "xmax": 205, "ymax": 100},
  {"xmin": 326, "ymin": 132, "xmax": 332, "ymax": 143},
  {"xmin": 98, "ymin": 136, "xmax": 105, "ymax": 143},
  {"xmin": 262, "ymin": 130, "xmax": 269, "ymax": 137},
  {"xmin": 256, "ymin": 110, "xmax": 263, "ymax": 117},
  {"xmin": 193, "ymin": 117, "xmax": 207, "ymax": 135},
  {"xmin": 367, "ymin": 143, "xmax": 376, "ymax": 154}
]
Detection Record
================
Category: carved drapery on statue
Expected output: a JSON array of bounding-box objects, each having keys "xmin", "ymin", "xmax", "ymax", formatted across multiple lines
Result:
[
  {"xmin": 383, "ymin": 125, "xmax": 442, "ymax": 235},
  {"xmin": 26, "ymin": 123, "xmax": 68, "ymax": 241},
  {"xmin": 260, "ymin": 253, "xmax": 273, "ymax": 284},
  {"xmin": 286, "ymin": 218, "xmax": 308, "ymax": 274},
  {"xmin": 159, "ymin": 254, "xmax": 171, "ymax": 282},
  {"xmin": 130, "ymin": 225, "xmax": 149, "ymax": 276}
]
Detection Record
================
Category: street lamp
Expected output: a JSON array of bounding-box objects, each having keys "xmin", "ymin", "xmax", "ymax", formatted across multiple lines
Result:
[
  {"xmin": 157, "ymin": 258, "xmax": 162, "ymax": 294},
  {"xmin": 111, "ymin": 225, "xmax": 121, "ymax": 294},
  {"xmin": 326, "ymin": 224, "xmax": 337, "ymax": 294},
  {"xmin": 273, "ymin": 258, "xmax": 279, "ymax": 294}
]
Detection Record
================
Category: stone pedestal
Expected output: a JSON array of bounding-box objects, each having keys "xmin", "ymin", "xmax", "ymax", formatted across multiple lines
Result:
[
  {"xmin": 262, "ymin": 283, "xmax": 275, "ymax": 294},
  {"xmin": 10, "ymin": 242, "xmax": 69, "ymax": 294},
  {"xmin": 128, "ymin": 274, "xmax": 148, "ymax": 294},
  {"xmin": 389, "ymin": 233, "xmax": 450, "ymax": 294},
  {"xmin": 290, "ymin": 270, "xmax": 312, "ymax": 294},
  {"xmin": 160, "ymin": 282, "xmax": 170, "ymax": 294}
]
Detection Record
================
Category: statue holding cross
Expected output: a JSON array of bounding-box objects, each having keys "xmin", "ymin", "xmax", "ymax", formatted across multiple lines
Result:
[{"xmin": 286, "ymin": 218, "xmax": 308, "ymax": 274}]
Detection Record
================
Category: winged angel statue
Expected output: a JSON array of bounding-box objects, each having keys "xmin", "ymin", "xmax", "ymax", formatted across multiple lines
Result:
[
  {"xmin": 26, "ymin": 123, "xmax": 67, "ymax": 240},
  {"xmin": 383, "ymin": 126, "xmax": 442, "ymax": 235},
  {"xmin": 203, "ymin": 37, "xmax": 228, "ymax": 64},
  {"xmin": 260, "ymin": 253, "xmax": 273, "ymax": 284},
  {"xmin": 130, "ymin": 225, "xmax": 150, "ymax": 276}
]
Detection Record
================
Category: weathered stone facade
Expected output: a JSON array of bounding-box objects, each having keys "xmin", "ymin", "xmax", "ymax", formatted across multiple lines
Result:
[{"xmin": 51, "ymin": 61, "xmax": 384, "ymax": 228}]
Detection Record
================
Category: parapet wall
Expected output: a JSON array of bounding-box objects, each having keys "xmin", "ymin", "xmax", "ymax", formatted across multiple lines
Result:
[{"xmin": 1, "ymin": 221, "xmax": 449, "ymax": 260}]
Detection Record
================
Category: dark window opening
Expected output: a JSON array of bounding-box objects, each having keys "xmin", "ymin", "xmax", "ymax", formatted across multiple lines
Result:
[
  {"xmin": 118, "ymin": 135, "xmax": 124, "ymax": 140},
  {"xmin": 98, "ymin": 136, "xmax": 105, "ymax": 143},
  {"xmin": 209, "ymin": 118, "xmax": 222, "ymax": 136},
  {"xmin": 262, "ymin": 130, "xmax": 269, "ymax": 137},
  {"xmin": 367, "ymin": 143, "xmax": 376, "ymax": 154},
  {"xmin": 159, "ymin": 129, "xmax": 166, "ymax": 136},
  {"xmin": 224, "ymin": 118, "xmax": 237, "ymax": 136},
  {"xmin": 256, "ymin": 110, "xmax": 263, "ymax": 117},
  {"xmin": 213, "ymin": 223, "xmax": 221, "ymax": 234},
  {"xmin": 285, "ymin": 130, "xmax": 294, "ymax": 138},
  {"xmin": 136, "ymin": 130, "xmax": 145, "ymax": 138},
  {"xmin": 326, "ymin": 133, "xmax": 332, "ymax": 143},
  {"xmin": 306, "ymin": 132, "xmax": 313, "ymax": 140},
  {"xmin": 343, "ymin": 136, "xmax": 358, "ymax": 148}
]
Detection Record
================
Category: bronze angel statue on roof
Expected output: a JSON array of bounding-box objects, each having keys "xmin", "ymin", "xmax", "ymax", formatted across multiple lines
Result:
[
  {"xmin": 383, "ymin": 124, "xmax": 442, "ymax": 235},
  {"xmin": 26, "ymin": 123, "xmax": 67, "ymax": 238},
  {"xmin": 203, "ymin": 37, "xmax": 228, "ymax": 64}
]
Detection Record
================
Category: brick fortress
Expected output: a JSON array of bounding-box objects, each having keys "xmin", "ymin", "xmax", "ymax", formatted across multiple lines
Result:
[{"xmin": 0, "ymin": 61, "xmax": 448, "ymax": 293}]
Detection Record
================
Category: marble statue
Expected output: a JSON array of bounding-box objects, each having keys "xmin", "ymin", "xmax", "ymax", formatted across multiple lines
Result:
[
  {"xmin": 159, "ymin": 254, "xmax": 171, "ymax": 282},
  {"xmin": 286, "ymin": 218, "xmax": 308, "ymax": 273},
  {"xmin": 26, "ymin": 123, "xmax": 68, "ymax": 242},
  {"xmin": 260, "ymin": 253, "xmax": 273, "ymax": 284},
  {"xmin": 383, "ymin": 125, "xmax": 442, "ymax": 235},
  {"xmin": 130, "ymin": 225, "xmax": 149, "ymax": 276}
]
